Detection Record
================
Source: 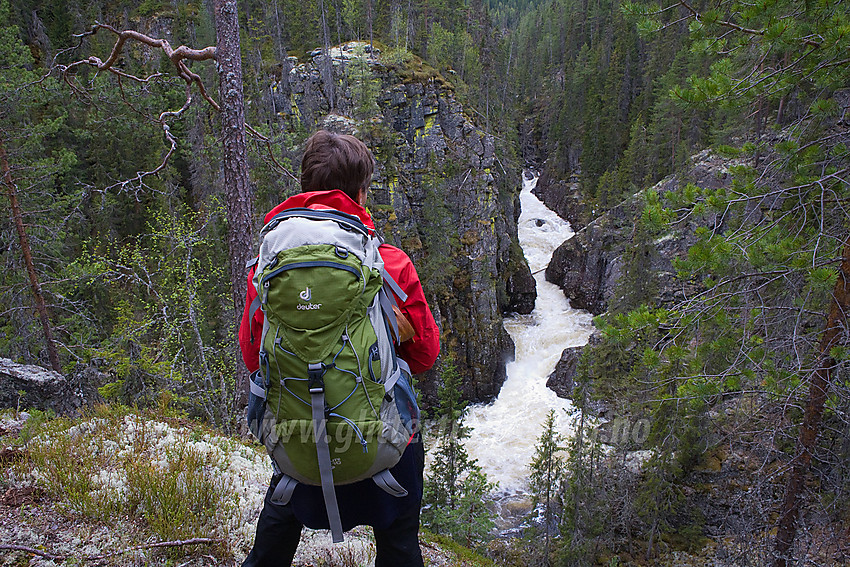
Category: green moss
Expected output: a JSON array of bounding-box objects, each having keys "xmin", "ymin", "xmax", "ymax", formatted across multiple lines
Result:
[
  {"xmin": 420, "ymin": 529, "xmax": 496, "ymax": 566},
  {"xmin": 424, "ymin": 113, "xmax": 436, "ymax": 133},
  {"xmin": 401, "ymin": 236, "xmax": 423, "ymax": 251},
  {"xmin": 389, "ymin": 53, "xmax": 453, "ymax": 89},
  {"xmin": 453, "ymin": 272, "xmax": 471, "ymax": 290},
  {"xmin": 386, "ymin": 175, "xmax": 399, "ymax": 200},
  {"xmin": 460, "ymin": 229, "xmax": 479, "ymax": 247},
  {"xmin": 696, "ymin": 447, "xmax": 726, "ymax": 472},
  {"xmin": 660, "ymin": 529, "xmax": 711, "ymax": 554}
]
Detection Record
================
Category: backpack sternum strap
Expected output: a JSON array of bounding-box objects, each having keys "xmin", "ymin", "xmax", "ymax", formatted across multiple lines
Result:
[
  {"xmin": 308, "ymin": 362, "xmax": 344, "ymax": 543},
  {"xmin": 307, "ymin": 362, "xmax": 326, "ymax": 393}
]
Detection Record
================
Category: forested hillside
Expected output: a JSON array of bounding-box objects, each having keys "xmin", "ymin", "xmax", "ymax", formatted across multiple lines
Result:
[
  {"xmin": 1, "ymin": 0, "xmax": 530, "ymax": 424},
  {"xmin": 505, "ymin": 0, "xmax": 850, "ymax": 565},
  {"xmin": 2, "ymin": 0, "xmax": 850, "ymax": 565}
]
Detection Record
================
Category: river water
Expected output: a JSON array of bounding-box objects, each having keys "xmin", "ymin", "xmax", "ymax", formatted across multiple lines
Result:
[{"xmin": 463, "ymin": 173, "xmax": 595, "ymax": 501}]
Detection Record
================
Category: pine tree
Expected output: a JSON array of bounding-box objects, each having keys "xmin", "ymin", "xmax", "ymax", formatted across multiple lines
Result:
[
  {"xmin": 346, "ymin": 43, "xmax": 380, "ymax": 122},
  {"xmin": 558, "ymin": 405, "xmax": 601, "ymax": 566}
]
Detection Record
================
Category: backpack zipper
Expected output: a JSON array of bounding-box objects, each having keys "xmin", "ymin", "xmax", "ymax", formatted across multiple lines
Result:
[
  {"xmin": 261, "ymin": 261, "xmax": 362, "ymax": 303},
  {"xmin": 265, "ymin": 208, "xmax": 370, "ymax": 235}
]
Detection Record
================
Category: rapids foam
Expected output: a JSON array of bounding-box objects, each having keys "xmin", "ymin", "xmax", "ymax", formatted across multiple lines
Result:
[{"xmin": 463, "ymin": 174, "xmax": 595, "ymax": 495}]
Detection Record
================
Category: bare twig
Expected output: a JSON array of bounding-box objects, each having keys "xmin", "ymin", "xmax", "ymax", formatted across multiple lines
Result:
[
  {"xmin": 84, "ymin": 537, "xmax": 221, "ymax": 560},
  {"xmin": 60, "ymin": 22, "xmax": 299, "ymax": 191},
  {"xmin": 245, "ymin": 124, "xmax": 299, "ymax": 182},
  {"xmin": 0, "ymin": 538, "xmax": 220, "ymax": 562},
  {"xmin": 0, "ymin": 544, "xmax": 63, "ymax": 560}
]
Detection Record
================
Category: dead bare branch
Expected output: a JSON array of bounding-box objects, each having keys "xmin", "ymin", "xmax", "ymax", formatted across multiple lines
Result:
[
  {"xmin": 57, "ymin": 22, "xmax": 299, "ymax": 190},
  {"xmin": 245, "ymin": 124, "xmax": 300, "ymax": 182},
  {"xmin": 0, "ymin": 544, "xmax": 62, "ymax": 560},
  {"xmin": 0, "ymin": 537, "xmax": 220, "ymax": 563},
  {"xmin": 81, "ymin": 23, "xmax": 219, "ymax": 110},
  {"xmin": 84, "ymin": 537, "xmax": 221, "ymax": 561}
]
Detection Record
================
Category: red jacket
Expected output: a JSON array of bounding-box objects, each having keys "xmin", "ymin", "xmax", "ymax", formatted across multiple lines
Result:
[{"xmin": 239, "ymin": 190, "xmax": 440, "ymax": 375}]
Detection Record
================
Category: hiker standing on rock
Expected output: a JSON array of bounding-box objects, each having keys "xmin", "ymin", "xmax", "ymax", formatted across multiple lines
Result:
[{"xmin": 239, "ymin": 130, "xmax": 440, "ymax": 566}]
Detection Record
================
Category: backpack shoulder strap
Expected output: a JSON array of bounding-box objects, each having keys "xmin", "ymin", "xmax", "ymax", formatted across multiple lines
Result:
[
  {"xmin": 308, "ymin": 363, "xmax": 345, "ymax": 543},
  {"xmin": 246, "ymin": 255, "xmax": 262, "ymax": 341},
  {"xmin": 378, "ymin": 267, "xmax": 408, "ymax": 345},
  {"xmin": 381, "ymin": 267, "xmax": 408, "ymax": 302},
  {"xmin": 247, "ymin": 295, "xmax": 262, "ymax": 343}
]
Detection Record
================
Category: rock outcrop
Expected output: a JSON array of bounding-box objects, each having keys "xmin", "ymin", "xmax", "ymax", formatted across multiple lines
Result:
[
  {"xmin": 532, "ymin": 167, "xmax": 588, "ymax": 228},
  {"xmin": 544, "ymin": 151, "xmax": 740, "ymax": 399},
  {"xmin": 545, "ymin": 150, "xmax": 734, "ymax": 315},
  {"xmin": 545, "ymin": 346, "xmax": 582, "ymax": 400},
  {"xmin": 0, "ymin": 358, "xmax": 98, "ymax": 415},
  {"xmin": 277, "ymin": 44, "xmax": 534, "ymax": 402}
]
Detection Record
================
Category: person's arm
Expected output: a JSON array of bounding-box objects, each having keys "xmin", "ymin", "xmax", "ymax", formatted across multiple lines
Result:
[
  {"xmin": 379, "ymin": 244, "xmax": 440, "ymax": 374},
  {"xmin": 238, "ymin": 267, "xmax": 263, "ymax": 373}
]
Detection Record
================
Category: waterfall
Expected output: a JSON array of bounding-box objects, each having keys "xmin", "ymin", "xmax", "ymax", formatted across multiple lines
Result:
[{"xmin": 464, "ymin": 173, "xmax": 595, "ymax": 496}]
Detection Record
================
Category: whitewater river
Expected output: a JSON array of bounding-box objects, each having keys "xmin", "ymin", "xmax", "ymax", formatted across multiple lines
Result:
[{"xmin": 463, "ymin": 173, "xmax": 595, "ymax": 498}]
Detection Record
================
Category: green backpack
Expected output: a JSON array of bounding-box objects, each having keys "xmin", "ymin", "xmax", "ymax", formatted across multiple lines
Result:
[{"xmin": 246, "ymin": 207, "xmax": 420, "ymax": 542}]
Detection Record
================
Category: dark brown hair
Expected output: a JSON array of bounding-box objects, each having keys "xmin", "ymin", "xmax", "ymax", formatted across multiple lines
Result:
[{"xmin": 300, "ymin": 130, "xmax": 375, "ymax": 200}]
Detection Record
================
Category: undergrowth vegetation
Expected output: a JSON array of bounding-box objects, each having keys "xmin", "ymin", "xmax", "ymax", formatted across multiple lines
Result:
[
  {"xmin": 2, "ymin": 405, "xmax": 271, "ymax": 563},
  {"xmin": 1, "ymin": 405, "xmax": 498, "ymax": 566}
]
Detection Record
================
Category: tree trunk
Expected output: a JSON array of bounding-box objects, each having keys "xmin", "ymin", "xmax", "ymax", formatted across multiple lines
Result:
[
  {"xmin": 0, "ymin": 136, "xmax": 61, "ymax": 372},
  {"xmin": 213, "ymin": 0, "xmax": 254, "ymax": 411},
  {"xmin": 272, "ymin": 0, "xmax": 292, "ymax": 100},
  {"xmin": 773, "ymin": 236, "xmax": 850, "ymax": 567},
  {"xmin": 367, "ymin": 0, "xmax": 373, "ymax": 53},
  {"xmin": 319, "ymin": 0, "xmax": 335, "ymax": 110}
]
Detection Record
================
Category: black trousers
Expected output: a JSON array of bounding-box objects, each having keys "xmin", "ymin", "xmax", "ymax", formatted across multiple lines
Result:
[{"xmin": 242, "ymin": 442, "xmax": 425, "ymax": 567}]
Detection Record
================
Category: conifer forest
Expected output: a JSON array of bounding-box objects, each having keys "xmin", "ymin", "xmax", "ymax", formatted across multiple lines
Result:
[{"xmin": 1, "ymin": 0, "xmax": 849, "ymax": 565}]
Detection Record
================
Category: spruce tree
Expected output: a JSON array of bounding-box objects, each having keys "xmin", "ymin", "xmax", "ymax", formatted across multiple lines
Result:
[
  {"xmin": 528, "ymin": 409, "xmax": 566, "ymax": 567},
  {"xmin": 422, "ymin": 359, "xmax": 496, "ymax": 549}
]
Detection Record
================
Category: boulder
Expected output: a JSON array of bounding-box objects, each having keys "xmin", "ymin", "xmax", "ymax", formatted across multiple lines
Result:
[
  {"xmin": 546, "ymin": 346, "xmax": 582, "ymax": 399},
  {"xmin": 0, "ymin": 358, "xmax": 91, "ymax": 415}
]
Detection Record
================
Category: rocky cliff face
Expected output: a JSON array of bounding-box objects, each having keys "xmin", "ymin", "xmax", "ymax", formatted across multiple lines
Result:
[
  {"xmin": 542, "ymin": 151, "xmax": 739, "ymax": 397},
  {"xmin": 544, "ymin": 150, "xmax": 734, "ymax": 315},
  {"xmin": 531, "ymin": 167, "xmax": 589, "ymax": 229},
  {"xmin": 276, "ymin": 44, "xmax": 534, "ymax": 403}
]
